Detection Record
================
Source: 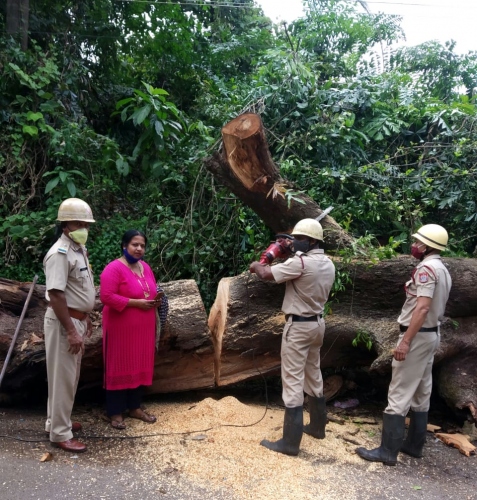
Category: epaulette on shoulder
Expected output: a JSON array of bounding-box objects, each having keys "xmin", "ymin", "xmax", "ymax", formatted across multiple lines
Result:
[{"xmin": 57, "ymin": 242, "xmax": 69, "ymax": 255}]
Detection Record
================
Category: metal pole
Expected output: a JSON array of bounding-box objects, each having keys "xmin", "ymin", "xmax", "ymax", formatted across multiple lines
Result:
[{"xmin": 0, "ymin": 274, "xmax": 39, "ymax": 389}]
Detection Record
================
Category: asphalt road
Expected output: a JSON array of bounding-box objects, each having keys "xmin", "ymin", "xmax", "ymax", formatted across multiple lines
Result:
[{"xmin": 1, "ymin": 398, "xmax": 476, "ymax": 500}]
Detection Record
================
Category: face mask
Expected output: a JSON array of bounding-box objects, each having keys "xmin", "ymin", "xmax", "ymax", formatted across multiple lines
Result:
[
  {"xmin": 292, "ymin": 239, "xmax": 310, "ymax": 254},
  {"xmin": 411, "ymin": 244, "xmax": 425, "ymax": 260},
  {"xmin": 69, "ymin": 228, "xmax": 88, "ymax": 246},
  {"xmin": 123, "ymin": 248, "xmax": 141, "ymax": 263}
]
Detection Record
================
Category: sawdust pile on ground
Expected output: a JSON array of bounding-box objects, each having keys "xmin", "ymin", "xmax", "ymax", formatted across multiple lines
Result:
[{"xmin": 120, "ymin": 396, "xmax": 374, "ymax": 500}]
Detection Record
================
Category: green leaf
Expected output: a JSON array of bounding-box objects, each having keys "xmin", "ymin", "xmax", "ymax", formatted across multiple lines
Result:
[
  {"xmin": 26, "ymin": 111, "xmax": 43, "ymax": 122},
  {"xmin": 154, "ymin": 120, "xmax": 164, "ymax": 136},
  {"xmin": 133, "ymin": 89, "xmax": 150, "ymax": 101},
  {"xmin": 151, "ymin": 88, "xmax": 169, "ymax": 96},
  {"xmin": 115, "ymin": 97, "xmax": 134, "ymax": 109},
  {"xmin": 45, "ymin": 177, "xmax": 59, "ymax": 194},
  {"xmin": 9, "ymin": 226, "xmax": 26, "ymax": 235},
  {"xmin": 68, "ymin": 170, "xmax": 88, "ymax": 178},
  {"xmin": 131, "ymin": 104, "xmax": 152, "ymax": 125},
  {"xmin": 66, "ymin": 181, "xmax": 76, "ymax": 197},
  {"xmin": 116, "ymin": 158, "xmax": 130, "ymax": 176},
  {"xmin": 22, "ymin": 125, "xmax": 39, "ymax": 136}
]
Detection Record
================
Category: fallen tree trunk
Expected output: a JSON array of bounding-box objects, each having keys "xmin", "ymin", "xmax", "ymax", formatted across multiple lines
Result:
[
  {"xmin": 1, "ymin": 254, "xmax": 477, "ymax": 424},
  {"xmin": 204, "ymin": 113, "xmax": 354, "ymax": 250},
  {"xmin": 208, "ymin": 257, "xmax": 477, "ymax": 423},
  {"xmin": 0, "ymin": 278, "xmax": 214, "ymax": 397},
  {"xmin": 203, "ymin": 113, "xmax": 477, "ymax": 424}
]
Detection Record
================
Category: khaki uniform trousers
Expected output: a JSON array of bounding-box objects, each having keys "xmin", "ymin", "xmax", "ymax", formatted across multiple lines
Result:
[
  {"xmin": 281, "ymin": 318, "xmax": 325, "ymax": 408},
  {"xmin": 385, "ymin": 330, "xmax": 440, "ymax": 416},
  {"xmin": 44, "ymin": 310, "xmax": 86, "ymax": 442}
]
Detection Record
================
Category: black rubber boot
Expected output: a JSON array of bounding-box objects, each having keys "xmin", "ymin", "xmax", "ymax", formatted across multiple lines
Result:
[
  {"xmin": 356, "ymin": 413, "xmax": 405, "ymax": 466},
  {"xmin": 303, "ymin": 396, "xmax": 327, "ymax": 439},
  {"xmin": 260, "ymin": 406, "xmax": 303, "ymax": 456},
  {"xmin": 401, "ymin": 411, "xmax": 428, "ymax": 458}
]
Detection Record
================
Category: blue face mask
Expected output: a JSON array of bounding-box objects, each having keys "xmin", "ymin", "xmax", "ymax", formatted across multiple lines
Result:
[{"xmin": 122, "ymin": 248, "xmax": 141, "ymax": 263}]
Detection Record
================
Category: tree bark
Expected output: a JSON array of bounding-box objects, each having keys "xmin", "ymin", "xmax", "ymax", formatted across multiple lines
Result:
[
  {"xmin": 208, "ymin": 257, "xmax": 477, "ymax": 423},
  {"xmin": 204, "ymin": 113, "xmax": 353, "ymax": 250},
  {"xmin": 0, "ymin": 278, "xmax": 215, "ymax": 397},
  {"xmin": 6, "ymin": 0, "xmax": 29, "ymax": 51},
  {"xmin": 1, "ymin": 254, "xmax": 477, "ymax": 424},
  {"xmin": 203, "ymin": 112, "xmax": 477, "ymax": 424}
]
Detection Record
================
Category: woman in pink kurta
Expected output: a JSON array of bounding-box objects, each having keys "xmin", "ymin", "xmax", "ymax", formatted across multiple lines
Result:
[{"xmin": 100, "ymin": 230, "xmax": 162, "ymax": 429}]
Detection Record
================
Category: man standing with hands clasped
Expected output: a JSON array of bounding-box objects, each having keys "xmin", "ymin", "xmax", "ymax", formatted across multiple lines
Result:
[
  {"xmin": 250, "ymin": 218, "xmax": 335, "ymax": 456},
  {"xmin": 44, "ymin": 198, "xmax": 96, "ymax": 453},
  {"xmin": 357, "ymin": 224, "xmax": 452, "ymax": 466}
]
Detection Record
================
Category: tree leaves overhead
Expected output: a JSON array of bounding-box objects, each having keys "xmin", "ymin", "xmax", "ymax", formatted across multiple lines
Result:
[{"xmin": 1, "ymin": 0, "xmax": 477, "ymax": 295}]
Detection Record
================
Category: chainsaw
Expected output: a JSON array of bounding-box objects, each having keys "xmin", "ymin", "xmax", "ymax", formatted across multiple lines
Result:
[{"xmin": 258, "ymin": 206, "xmax": 333, "ymax": 265}]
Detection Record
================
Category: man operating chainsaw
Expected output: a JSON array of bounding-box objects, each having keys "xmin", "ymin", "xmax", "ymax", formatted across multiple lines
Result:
[{"xmin": 249, "ymin": 218, "xmax": 335, "ymax": 456}]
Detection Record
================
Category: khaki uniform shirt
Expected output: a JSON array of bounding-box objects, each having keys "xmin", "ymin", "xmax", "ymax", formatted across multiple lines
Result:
[
  {"xmin": 398, "ymin": 254, "xmax": 452, "ymax": 328},
  {"xmin": 270, "ymin": 248, "xmax": 335, "ymax": 316},
  {"xmin": 43, "ymin": 233, "xmax": 95, "ymax": 312}
]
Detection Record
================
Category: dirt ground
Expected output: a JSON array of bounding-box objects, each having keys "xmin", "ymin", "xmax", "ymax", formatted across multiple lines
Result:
[{"xmin": 1, "ymin": 385, "xmax": 476, "ymax": 500}]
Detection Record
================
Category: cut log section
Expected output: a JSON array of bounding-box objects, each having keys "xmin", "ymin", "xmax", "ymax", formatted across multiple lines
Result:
[
  {"xmin": 208, "ymin": 272, "xmax": 285, "ymax": 386},
  {"xmin": 0, "ymin": 278, "xmax": 215, "ymax": 396},
  {"xmin": 207, "ymin": 256, "xmax": 477, "ymax": 424},
  {"xmin": 2, "ymin": 252, "xmax": 477, "ymax": 426},
  {"xmin": 323, "ymin": 374, "xmax": 344, "ymax": 402},
  {"xmin": 204, "ymin": 113, "xmax": 354, "ymax": 250}
]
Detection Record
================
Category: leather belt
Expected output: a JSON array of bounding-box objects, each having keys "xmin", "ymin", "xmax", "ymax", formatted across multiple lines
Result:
[
  {"xmin": 286, "ymin": 314, "xmax": 322, "ymax": 322},
  {"xmin": 399, "ymin": 325, "xmax": 437, "ymax": 333},
  {"xmin": 68, "ymin": 308, "xmax": 88, "ymax": 321}
]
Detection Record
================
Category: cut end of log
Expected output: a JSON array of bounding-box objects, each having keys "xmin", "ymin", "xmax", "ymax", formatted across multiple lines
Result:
[
  {"xmin": 221, "ymin": 113, "xmax": 262, "ymax": 140},
  {"xmin": 208, "ymin": 278, "xmax": 232, "ymax": 385},
  {"xmin": 221, "ymin": 113, "xmax": 277, "ymax": 191}
]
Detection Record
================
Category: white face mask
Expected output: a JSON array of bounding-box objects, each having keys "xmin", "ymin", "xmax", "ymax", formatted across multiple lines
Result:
[{"xmin": 69, "ymin": 228, "xmax": 88, "ymax": 245}]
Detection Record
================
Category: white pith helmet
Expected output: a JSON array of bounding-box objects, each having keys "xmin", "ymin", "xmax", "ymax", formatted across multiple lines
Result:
[
  {"xmin": 412, "ymin": 224, "xmax": 448, "ymax": 251},
  {"xmin": 57, "ymin": 198, "xmax": 95, "ymax": 223},
  {"xmin": 291, "ymin": 218, "xmax": 323, "ymax": 240}
]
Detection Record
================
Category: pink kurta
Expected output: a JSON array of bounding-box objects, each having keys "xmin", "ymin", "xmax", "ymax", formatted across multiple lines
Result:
[{"xmin": 100, "ymin": 259, "xmax": 157, "ymax": 390}]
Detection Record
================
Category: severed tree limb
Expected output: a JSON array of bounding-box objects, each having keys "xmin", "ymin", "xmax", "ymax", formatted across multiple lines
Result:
[{"xmin": 204, "ymin": 113, "xmax": 354, "ymax": 250}]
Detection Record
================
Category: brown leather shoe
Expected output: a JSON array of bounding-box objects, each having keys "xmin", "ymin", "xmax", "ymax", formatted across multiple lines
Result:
[
  {"xmin": 45, "ymin": 422, "xmax": 82, "ymax": 436},
  {"xmin": 52, "ymin": 438, "xmax": 87, "ymax": 453},
  {"xmin": 71, "ymin": 421, "xmax": 82, "ymax": 432}
]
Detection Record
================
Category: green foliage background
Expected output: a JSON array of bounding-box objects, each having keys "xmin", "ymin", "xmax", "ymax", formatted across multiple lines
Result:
[{"xmin": 1, "ymin": 0, "xmax": 476, "ymax": 307}]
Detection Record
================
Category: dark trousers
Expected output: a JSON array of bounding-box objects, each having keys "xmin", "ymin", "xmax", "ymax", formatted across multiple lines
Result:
[{"xmin": 106, "ymin": 386, "xmax": 143, "ymax": 416}]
